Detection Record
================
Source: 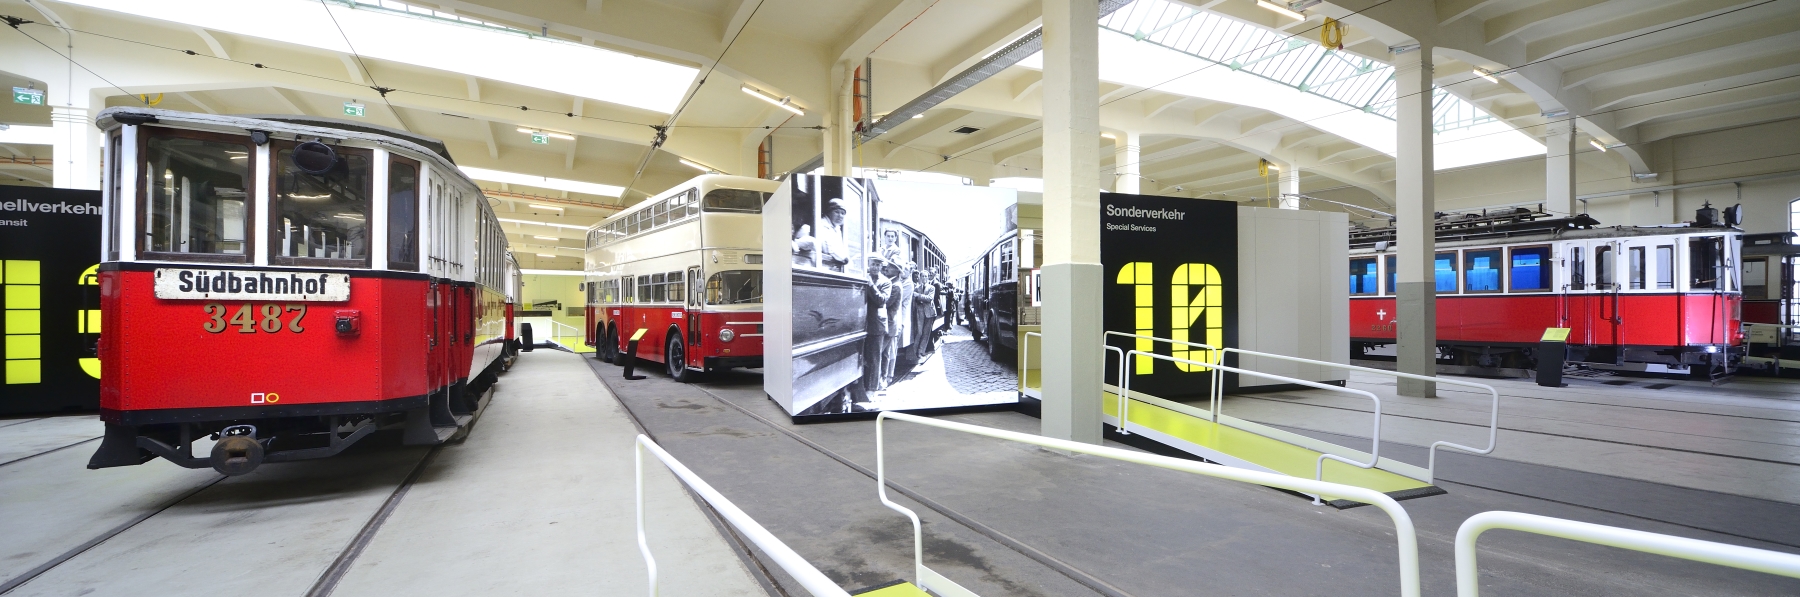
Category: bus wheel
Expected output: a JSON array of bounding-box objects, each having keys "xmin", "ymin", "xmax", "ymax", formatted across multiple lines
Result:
[
  {"xmin": 598, "ymin": 325, "xmax": 613, "ymax": 363},
  {"xmin": 609, "ymin": 329, "xmax": 624, "ymax": 367},
  {"xmin": 666, "ymin": 335, "xmax": 697, "ymax": 383}
]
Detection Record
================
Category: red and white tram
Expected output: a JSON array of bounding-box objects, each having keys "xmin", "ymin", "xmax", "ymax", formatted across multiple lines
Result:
[
  {"xmin": 87, "ymin": 109, "xmax": 519, "ymax": 475},
  {"xmin": 1349, "ymin": 206, "xmax": 1743, "ymax": 378},
  {"xmin": 584, "ymin": 175, "xmax": 778, "ymax": 381}
]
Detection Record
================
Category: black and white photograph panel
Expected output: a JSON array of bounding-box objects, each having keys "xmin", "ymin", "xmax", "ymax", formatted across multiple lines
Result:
[{"xmin": 784, "ymin": 175, "xmax": 1019, "ymax": 417}]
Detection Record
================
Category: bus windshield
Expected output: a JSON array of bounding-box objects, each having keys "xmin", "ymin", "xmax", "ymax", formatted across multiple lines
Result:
[
  {"xmin": 703, "ymin": 188, "xmax": 768, "ymax": 214},
  {"xmin": 706, "ymin": 270, "xmax": 762, "ymax": 304}
]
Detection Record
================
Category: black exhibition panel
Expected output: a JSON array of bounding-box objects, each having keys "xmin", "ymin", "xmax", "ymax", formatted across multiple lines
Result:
[
  {"xmin": 1, "ymin": 186, "xmax": 103, "ymax": 414},
  {"xmin": 1100, "ymin": 192, "xmax": 1238, "ymax": 399}
]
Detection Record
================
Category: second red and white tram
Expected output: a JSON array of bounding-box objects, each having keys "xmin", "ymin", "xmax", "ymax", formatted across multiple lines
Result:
[
  {"xmin": 584, "ymin": 175, "xmax": 778, "ymax": 381},
  {"xmin": 1348, "ymin": 206, "xmax": 1743, "ymax": 377},
  {"xmin": 87, "ymin": 109, "xmax": 518, "ymax": 475}
]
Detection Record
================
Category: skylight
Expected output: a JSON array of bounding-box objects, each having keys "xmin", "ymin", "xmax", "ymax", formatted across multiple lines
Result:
[
  {"xmin": 1019, "ymin": 0, "xmax": 1544, "ymax": 170},
  {"xmin": 460, "ymin": 167, "xmax": 624, "ymax": 197},
  {"xmin": 60, "ymin": 0, "xmax": 697, "ymax": 113}
]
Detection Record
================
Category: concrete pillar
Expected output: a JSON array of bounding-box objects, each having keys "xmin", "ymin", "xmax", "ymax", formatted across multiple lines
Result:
[
  {"xmin": 821, "ymin": 63, "xmax": 854, "ymax": 176},
  {"xmin": 1040, "ymin": 0, "xmax": 1104, "ymax": 445},
  {"xmin": 1545, "ymin": 121, "xmax": 1577, "ymax": 216},
  {"xmin": 51, "ymin": 102, "xmax": 99, "ymax": 190},
  {"xmin": 1113, "ymin": 131, "xmax": 1140, "ymax": 194},
  {"xmin": 1277, "ymin": 165, "xmax": 1300, "ymax": 209},
  {"xmin": 1393, "ymin": 45, "xmax": 1436, "ymax": 397}
]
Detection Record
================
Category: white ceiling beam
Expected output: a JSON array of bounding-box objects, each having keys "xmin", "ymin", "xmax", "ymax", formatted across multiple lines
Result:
[
  {"xmin": 266, "ymin": 87, "xmax": 308, "ymax": 114},
  {"xmin": 567, "ymin": 98, "xmax": 583, "ymax": 170},
  {"xmin": 340, "ymin": 55, "xmax": 366, "ymax": 85},
  {"xmin": 1588, "ymin": 49, "xmax": 1800, "ymax": 111},
  {"xmin": 1638, "ymin": 100, "xmax": 1800, "ymax": 143},
  {"xmin": 1523, "ymin": 0, "xmax": 1764, "ymax": 63},
  {"xmin": 1613, "ymin": 76, "xmax": 1800, "ymax": 129},
  {"xmin": 1436, "ymin": 0, "xmax": 1505, "ymax": 25},
  {"xmin": 1010, "ymin": 72, "xmax": 1043, "ymax": 102},
  {"xmin": 175, "ymin": 91, "xmax": 218, "ymax": 114},
  {"xmin": 1561, "ymin": 20, "xmax": 1800, "ymax": 89},
  {"xmin": 481, "ymin": 119, "xmax": 500, "ymax": 159},
  {"xmin": 1483, "ymin": 0, "xmax": 1608, "ymax": 45},
  {"xmin": 189, "ymin": 27, "xmax": 229, "ymax": 59},
  {"xmin": 720, "ymin": 0, "xmax": 759, "ymax": 43},
  {"xmin": 830, "ymin": 0, "xmax": 933, "ymax": 64},
  {"xmin": 1142, "ymin": 94, "xmax": 1187, "ymax": 119}
]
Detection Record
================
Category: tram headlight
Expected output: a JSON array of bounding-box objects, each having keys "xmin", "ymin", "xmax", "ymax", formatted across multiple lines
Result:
[
  {"xmin": 1704, "ymin": 345, "xmax": 1719, "ymax": 353},
  {"xmin": 718, "ymin": 328, "xmax": 736, "ymax": 343}
]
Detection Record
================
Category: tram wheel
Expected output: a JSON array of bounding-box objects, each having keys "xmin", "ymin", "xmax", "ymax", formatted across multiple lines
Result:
[{"xmin": 666, "ymin": 335, "xmax": 697, "ymax": 383}]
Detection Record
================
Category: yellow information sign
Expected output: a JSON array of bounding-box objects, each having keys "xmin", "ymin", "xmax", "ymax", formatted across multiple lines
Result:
[
  {"xmin": 1541, "ymin": 328, "xmax": 1571, "ymax": 342},
  {"xmin": 630, "ymin": 328, "xmax": 648, "ymax": 342}
]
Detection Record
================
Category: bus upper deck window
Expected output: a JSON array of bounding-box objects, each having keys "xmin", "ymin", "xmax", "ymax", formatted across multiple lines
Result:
[
  {"xmin": 703, "ymin": 188, "xmax": 767, "ymax": 214},
  {"xmin": 142, "ymin": 129, "xmax": 254, "ymax": 260}
]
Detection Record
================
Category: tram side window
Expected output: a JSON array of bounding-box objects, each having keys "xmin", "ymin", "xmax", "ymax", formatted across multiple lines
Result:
[
  {"xmin": 1435, "ymin": 252, "xmax": 1459, "ymax": 292},
  {"xmin": 388, "ymin": 156, "xmax": 421, "ymax": 271},
  {"xmin": 1656, "ymin": 245, "xmax": 1675, "ymax": 290},
  {"xmin": 272, "ymin": 142, "xmax": 373, "ymax": 266},
  {"xmin": 1629, "ymin": 247, "xmax": 1646, "ymax": 290},
  {"xmin": 1570, "ymin": 247, "xmax": 1585, "ymax": 290},
  {"xmin": 1383, "ymin": 255, "xmax": 1396, "ymax": 295},
  {"xmin": 1745, "ymin": 257, "xmax": 1769, "ymax": 299},
  {"xmin": 664, "ymin": 271, "xmax": 684, "ymax": 303},
  {"xmin": 703, "ymin": 188, "xmax": 768, "ymax": 214},
  {"xmin": 1349, "ymin": 258, "xmax": 1378, "ymax": 295},
  {"xmin": 1690, "ymin": 236, "xmax": 1723, "ymax": 290},
  {"xmin": 1596, "ymin": 246, "xmax": 1614, "ymax": 288},
  {"xmin": 106, "ymin": 131, "xmax": 123, "ymax": 261},
  {"xmin": 1464, "ymin": 249, "xmax": 1502, "ymax": 292},
  {"xmin": 1508, "ymin": 246, "xmax": 1551, "ymax": 292},
  {"xmin": 142, "ymin": 129, "xmax": 254, "ymax": 260}
]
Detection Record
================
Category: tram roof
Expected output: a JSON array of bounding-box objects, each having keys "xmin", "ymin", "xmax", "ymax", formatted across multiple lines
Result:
[{"xmin": 95, "ymin": 108, "xmax": 457, "ymax": 165}]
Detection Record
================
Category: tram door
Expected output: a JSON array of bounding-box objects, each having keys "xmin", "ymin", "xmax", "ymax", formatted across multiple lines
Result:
[{"xmin": 1582, "ymin": 240, "xmax": 1623, "ymax": 357}]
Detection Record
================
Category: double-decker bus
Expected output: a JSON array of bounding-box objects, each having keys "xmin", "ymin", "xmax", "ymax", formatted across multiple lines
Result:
[{"xmin": 584, "ymin": 175, "xmax": 778, "ymax": 381}]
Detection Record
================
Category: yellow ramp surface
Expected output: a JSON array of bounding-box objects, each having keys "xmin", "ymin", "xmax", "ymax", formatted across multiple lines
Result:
[
  {"xmin": 552, "ymin": 336, "xmax": 595, "ymax": 353},
  {"xmin": 852, "ymin": 581, "xmax": 933, "ymax": 596},
  {"xmin": 1103, "ymin": 392, "xmax": 1436, "ymax": 502}
]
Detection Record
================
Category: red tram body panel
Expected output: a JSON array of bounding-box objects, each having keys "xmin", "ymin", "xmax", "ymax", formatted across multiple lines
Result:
[
  {"xmin": 87, "ymin": 109, "xmax": 519, "ymax": 475},
  {"xmin": 1348, "ymin": 208, "xmax": 1743, "ymax": 376}
]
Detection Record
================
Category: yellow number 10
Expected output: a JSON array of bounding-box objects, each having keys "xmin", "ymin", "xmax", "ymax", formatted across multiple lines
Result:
[{"xmin": 1117, "ymin": 262, "xmax": 1223, "ymax": 374}]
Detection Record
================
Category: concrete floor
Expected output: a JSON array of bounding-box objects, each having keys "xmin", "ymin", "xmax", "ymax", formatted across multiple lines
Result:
[
  {"xmin": 6, "ymin": 352, "xmax": 1798, "ymax": 596},
  {"xmin": 587, "ymin": 355, "xmax": 1800, "ymax": 596},
  {"xmin": 0, "ymin": 350, "xmax": 761, "ymax": 596}
]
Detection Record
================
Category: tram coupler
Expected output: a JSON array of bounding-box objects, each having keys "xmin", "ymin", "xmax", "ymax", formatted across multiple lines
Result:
[{"xmin": 211, "ymin": 425, "xmax": 265, "ymax": 476}]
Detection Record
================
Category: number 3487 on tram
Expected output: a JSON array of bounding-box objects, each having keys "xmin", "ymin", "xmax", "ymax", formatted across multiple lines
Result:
[{"xmin": 85, "ymin": 108, "xmax": 520, "ymax": 476}]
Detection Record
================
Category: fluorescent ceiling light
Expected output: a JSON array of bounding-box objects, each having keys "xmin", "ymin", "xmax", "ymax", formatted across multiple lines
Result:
[
  {"xmin": 679, "ymin": 158, "xmax": 715, "ymax": 172},
  {"xmin": 1590, "ymin": 139, "xmax": 1607, "ymax": 152},
  {"xmin": 517, "ymin": 128, "xmax": 576, "ymax": 141},
  {"xmin": 1473, "ymin": 68, "xmax": 1498, "ymax": 84},
  {"xmin": 520, "ymin": 268, "xmax": 586, "ymax": 276},
  {"xmin": 460, "ymin": 166, "xmax": 623, "ymax": 197},
  {"xmin": 536, "ymin": 253, "xmax": 557, "ymax": 258},
  {"xmin": 528, "ymin": 204, "xmax": 565, "ymax": 210},
  {"xmin": 740, "ymin": 85, "xmax": 805, "ymax": 116},
  {"xmin": 0, "ymin": 125, "xmax": 55, "ymax": 145},
  {"xmin": 533, "ymin": 235, "xmax": 558, "ymax": 240},
  {"xmin": 1101, "ymin": 132, "xmax": 1116, "ymax": 139},
  {"xmin": 912, "ymin": 114, "xmax": 923, "ymax": 119},
  {"xmin": 1256, "ymin": 0, "xmax": 1306, "ymax": 20},
  {"xmin": 60, "ymin": 0, "xmax": 696, "ymax": 113},
  {"xmin": 498, "ymin": 217, "xmax": 588, "ymax": 229}
]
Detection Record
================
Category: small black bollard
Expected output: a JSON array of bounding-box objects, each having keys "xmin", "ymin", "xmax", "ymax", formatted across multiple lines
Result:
[
  {"xmin": 621, "ymin": 328, "xmax": 648, "ymax": 380},
  {"xmin": 1536, "ymin": 328, "xmax": 1569, "ymax": 388},
  {"xmin": 520, "ymin": 323, "xmax": 534, "ymax": 352}
]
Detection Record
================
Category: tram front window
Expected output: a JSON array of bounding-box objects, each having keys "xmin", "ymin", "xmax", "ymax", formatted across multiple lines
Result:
[
  {"xmin": 272, "ymin": 142, "xmax": 373, "ymax": 265},
  {"xmin": 706, "ymin": 270, "xmax": 763, "ymax": 304},
  {"xmin": 143, "ymin": 131, "xmax": 253, "ymax": 258}
]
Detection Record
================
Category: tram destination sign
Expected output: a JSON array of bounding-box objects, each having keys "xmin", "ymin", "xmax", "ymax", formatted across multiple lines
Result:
[{"xmin": 153, "ymin": 268, "xmax": 350, "ymax": 301}]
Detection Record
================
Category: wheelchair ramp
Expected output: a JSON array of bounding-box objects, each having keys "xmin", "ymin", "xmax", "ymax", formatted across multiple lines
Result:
[
  {"xmin": 1102, "ymin": 389, "xmax": 1445, "ymax": 508},
  {"xmin": 852, "ymin": 580, "xmax": 934, "ymax": 596}
]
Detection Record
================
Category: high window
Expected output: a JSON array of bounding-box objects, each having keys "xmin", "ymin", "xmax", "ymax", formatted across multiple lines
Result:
[
  {"xmin": 270, "ymin": 141, "xmax": 373, "ymax": 266},
  {"xmin": 141, "ymin": 128, "xmax": 253, "ymax": 261}
]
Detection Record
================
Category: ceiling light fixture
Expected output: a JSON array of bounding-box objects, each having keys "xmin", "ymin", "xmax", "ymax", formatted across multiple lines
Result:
[
  {"xmin": 679, "ymin": 158, "xmax": 717, "ymax": 172},
  {"xmin": 1257, "ymin": 0, "xmax": 1306, "ymax": 20},
  {"xmin": 1589, "ymin": 139, "xmax": 1607, "ymax": 153},
  {"xmin": 1473, "ymin": 68, "xmax": 1498, "ymax": 84},
  {"xmin": 528, "ymin": 203, "xmax": 564, "ymax": 210},
  {"xmin": 740, "ymin": 85, "xmax": 805, "ymax": 116},
  {"xmin": 1101, "ymin": 132, "xmax": 1116, "ymax": 139},
  {"xmin": 536, "ymin": 253, "xmax": 557, "ymax": 258},
  {"xmin": 911, "ymin": 114, "xmax": 923, "ymax": 119},
  {"xmin": 533, "ymin": 235, "xmax": 558, "ymax": 240},
  {"xmin": 516, "ymin": 127, "xmax": 575, "ymax": 140},
  {"xmin": 460, "ymin": 166, "xmax": 623, "ymax": 197}
]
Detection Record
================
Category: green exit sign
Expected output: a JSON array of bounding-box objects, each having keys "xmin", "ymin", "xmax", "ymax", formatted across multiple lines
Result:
[
  {"xmin": 343, "ymin": 102, "xmax": 366, "ymax": 117},
  {"xmin": 530, "ymin": 132, "xmax": 549, "ymax": 144},
  {"xmin": 13, "ymin": 87, "xmax": 44, "ymax": 105}
]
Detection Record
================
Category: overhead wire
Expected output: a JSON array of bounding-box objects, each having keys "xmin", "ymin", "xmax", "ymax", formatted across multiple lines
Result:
[{"xmin": 316, "ymin": 0, "xmax": 412, "ymax": 131}]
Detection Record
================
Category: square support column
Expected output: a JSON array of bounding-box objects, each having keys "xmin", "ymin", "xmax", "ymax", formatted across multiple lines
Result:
[
  {"xmin": 1393, "ymin": 45, "xmax": 1436, "ymax": 397},
  {"xmin": 1040, "ymin": 0, "xmax": 1104, "ymax": 445},
  {"xmin": 1545, "ymin": 121, "xmax": 1577, "ymax": 216},
  {"xmin": 1113, "ymin": 131, "xmax": 1140, "ymax": 194},
  {"xmin": 822, "ymin": 63, "xmax": 854, "ymax": 176}
]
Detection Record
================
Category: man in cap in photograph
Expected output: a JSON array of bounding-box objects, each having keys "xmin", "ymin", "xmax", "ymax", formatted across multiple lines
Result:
[{"xmin": 792, "ymin": 198, "xmax": 851, "ymax": 271}]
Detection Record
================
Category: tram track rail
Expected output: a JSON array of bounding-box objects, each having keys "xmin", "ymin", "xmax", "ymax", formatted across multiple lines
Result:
[
  {"xmin": 0, "ymin": 474, "xmax": 226, "ymax": 595},
  {"xmin": 0, "ymin": 437, "xmax": 99, "ymax": 469}
]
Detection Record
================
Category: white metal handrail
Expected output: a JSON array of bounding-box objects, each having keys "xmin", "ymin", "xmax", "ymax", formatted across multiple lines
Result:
[
  {"xmin": 875, "ymin": 411, "xmax": 1422, "ymax": 597},
  {"xmin": 1023, "ymin": 331, "xmax": 1127, "ymax": 428},
  {"xmin": 636, "ymin": 435, "xmax": 850, "ymax": 597},
  {"xmin": 1206, "ymin": 345, "xmax": 1499, "ymax": 484},
  {"xmin": 1125, "ymin": 350, "xmax": 1381, "ymax": 499},
  {"xmin": 1455, "ymin": 511, "xmax": 1800, "ymax": 597}
]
